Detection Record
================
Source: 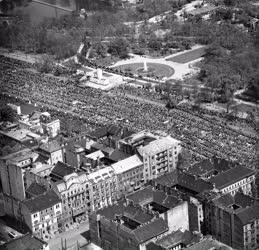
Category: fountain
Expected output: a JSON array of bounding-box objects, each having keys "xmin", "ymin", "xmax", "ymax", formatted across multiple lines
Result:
[{"xmin": 143, "ymin": 61, "xmax": 148, "ymax": 72}]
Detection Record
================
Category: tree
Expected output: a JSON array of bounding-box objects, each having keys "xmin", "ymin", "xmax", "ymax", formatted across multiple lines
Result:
[
  {"xmin": 108, "ymin": 37, "xmax": 129, "ymax": 58},
  {"xmin": 0, "ymin": 105, "xmax": 17, "ymax": 122},
  {"xmin": 35, "ymin": 55, "xmax": 55, "ymax": 73}
]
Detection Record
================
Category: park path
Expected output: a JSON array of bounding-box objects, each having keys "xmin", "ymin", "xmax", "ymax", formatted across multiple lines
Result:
[{"xmin": 111, "ymin": 45, "xmax": 205, "ymax": 80}]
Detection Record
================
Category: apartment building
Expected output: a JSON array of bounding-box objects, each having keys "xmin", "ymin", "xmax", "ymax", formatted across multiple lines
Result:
[
  {"xmin": 21, "ymin": 190, "xmax": 62, "ymax": 239},
  {"xmin": 52, "ymin": 171, "xmax": 90, "ymax": 226},
  {"xmin": 87, "ymin": 166, "xmax": 117, "ymax": 211},
  {"xmin": 200, "ymin": 190, "xmax": 259, "ymax": 249},
  {"xmin": 209, "ymin": 165, "xmax": 256, "ymax": 196},
  {"xmin": 112, "ymin": 154, "xmax": 143, "ymax": 197},
  {"xmin": 137, "ymin": 136, "xmax": 181, "ymax": 182},
  {"xmin": 0, "ymin": 148, "xmax": 39, "ymax": 200}
]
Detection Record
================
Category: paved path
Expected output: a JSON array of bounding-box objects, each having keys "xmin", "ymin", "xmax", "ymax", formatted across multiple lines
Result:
[{"xmin": 111, "ymin": 45, "xmax": 205, "ymax": 80}]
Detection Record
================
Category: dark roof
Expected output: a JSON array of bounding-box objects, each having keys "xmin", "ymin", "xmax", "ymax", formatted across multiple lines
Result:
[
  {"xmin": 209, "ymin": 165, "xmax": 255, "ymax": 189},
  {"xmin": 187, "ymin": 159, "xmax": 214, "ymax": 176},
  {"xmin": 20, "ymin": 104, "xmax": 38, "ymax": 116},
  {"xmin": 22, "ymin": 190, "xmax": 60, "ymax": 213},
  {"xmin": 187, "ymin": 158, "xmax": 234, "ymax": 177},
  {"xmin": 236, "ymin": 203, "xmax": 259, "ymax": 225},
  {"xmin": 108, "ymin": 149, "xmax": 130, "ymax": 162},
  {"xmin": 88, "ymin": 127, "xmax": 108, "ymax": 139},
  {"xmin": 146, "ymin": 242, "xmax": 166, "ymax": 250},
  {"xmin": 133, "ymin": 218, "xmax": 168, "ymax": 244},
  {"xmin": 185, "ymin": 236, "xmax": 230, "ymax": 250},
  {"xmin": 155, "ymin": 170, "xmax": 213, "ymax": 194},
  {"xmin": 26, "ymin": 182, "xmax": 47, "ymax": 197},
  {"xmin": 98, "ymin": 201, "xmax": 154, "ymax": 224},
  {"xmin": 50, "ymin": 161, "xmax": 75, "ymax": 180},
  {"xmin": 35, "ymin": 154, "xmax": 49, "ymax": 164},
  {"xmin": 155, "ymin": 170, "xmax": 178, "ymax": 187},
  {"xmin": 124, "ymin": 205, "xmax": 154, "ymax": 224},
  {"xmin": 0, "ymin": 233, "xmax": 47, "ymax": 250},
  {"xmin": 155, "ymin": 230, "xmax": 200, "ymax": 249},
  {"xmin": 126, "ymin": 186, "xmax": 181, "ymax": 209}
]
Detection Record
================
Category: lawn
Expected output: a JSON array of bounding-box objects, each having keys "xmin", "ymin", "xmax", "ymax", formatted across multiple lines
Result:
[
  {"xmin": 166, "ymin": 47, "xmax": 206, "ymax": 64},
  {"xmin": 114, "ymin": 62, "xmax": 174, "ymax": 78}
]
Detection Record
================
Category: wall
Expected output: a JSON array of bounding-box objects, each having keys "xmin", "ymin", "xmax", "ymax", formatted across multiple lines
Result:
[
  {"xmin": 167, "ymin": 201, "xmax": 189, "ymax": 233},
  {"xmin": 89, "ymin": 214, "xmax": 139, "ymax": 250},
  {"xmin": 50, "ymin": 150, "xmax": 63, "ymax": 165}
]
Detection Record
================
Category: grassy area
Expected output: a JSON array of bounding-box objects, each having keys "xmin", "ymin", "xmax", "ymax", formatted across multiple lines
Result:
[
  {"xmin": 114, "ymin": 62, "xmax": 175, "ymax": 78},
  {"xmin": 166, "ymin": 47, "xmax": 206, "ymax": 64}
]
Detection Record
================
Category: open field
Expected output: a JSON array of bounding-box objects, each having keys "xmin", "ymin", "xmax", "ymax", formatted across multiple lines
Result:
[{"xmin": 166, "ymin": 47, "xmax": 206, "ymax": 63}]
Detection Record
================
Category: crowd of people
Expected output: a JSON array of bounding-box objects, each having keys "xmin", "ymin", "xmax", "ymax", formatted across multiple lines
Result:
[{"xmin": 0, "ymin": 55, "xmax": 257, "ymax": 168}]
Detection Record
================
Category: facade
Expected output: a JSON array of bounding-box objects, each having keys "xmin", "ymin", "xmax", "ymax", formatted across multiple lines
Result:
[
  {"xmin": 137, "ymin": 136, "xmax": 181, "ymax": 182},
  {"xmin": 37, "ymin": 140, "xmax": 63, "ymax": 165},
  {"xmin": 209, "ymin": 165, "xmax": 256, "ymax": 196},
  {"xmin": 200, "ymin": 191, "xmax": 259, "ymax": 249},
  {"xmin": 87, "ymin": 166, "xmax": 117, "ymax": 212},
  {"xmin": 21, "ymin": 190, "xmax": 62, "ymax": 239},
  {"xmin": 0, "ymin": 149, "xmax": 39, "ymax": 200},
  {"xmin": 52, "ymin": 172, "xmax": 90, "ymax": 226},
  {"xmin": 41, "ymin": 116, "xmax": 60, "ymax": 138},
  {"xmin": 112, "ymin": 154, "xmax": 144, "ymax": 196}
]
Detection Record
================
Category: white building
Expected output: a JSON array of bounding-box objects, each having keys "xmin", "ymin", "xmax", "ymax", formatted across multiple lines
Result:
[{"xmin": 137, "ymin": 136, "xmax": 181, "ymax": 182}]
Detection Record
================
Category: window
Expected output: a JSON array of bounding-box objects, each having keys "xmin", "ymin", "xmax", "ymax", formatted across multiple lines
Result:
[
  {"xmin": 33, "ymin": 213, "xmax": 38, "ymax": 218},
  {"xmin": 56, "ymin": 204, "xmax": 60, "ymax": 209}
]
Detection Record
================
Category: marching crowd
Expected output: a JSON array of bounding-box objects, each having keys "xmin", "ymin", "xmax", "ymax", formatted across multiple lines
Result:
[{"xmin": 0, "ymin": 55, "xmax": 257, "ymax": 168}]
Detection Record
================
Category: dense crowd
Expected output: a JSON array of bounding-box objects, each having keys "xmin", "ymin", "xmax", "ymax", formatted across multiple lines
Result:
[{"xmin": 0, "ymin": 55, "xmax": 257, "ymax": 168}]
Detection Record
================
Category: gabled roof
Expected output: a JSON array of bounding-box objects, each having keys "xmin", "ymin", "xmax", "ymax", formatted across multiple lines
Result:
[
  {"xmin": 22, "ymin": 190, "xmax": 60, "ymax": 213},
  {"xmin": 1, "ymin": 233, "xmax": 48, "ymax": 250},
  {"xmin": 209, "ymin": 165, "xmax": 255, "ymax": 189},
  {"xmin": 133, "ymin": 218, "xmax": 168, "ymax": 244},
  {"xmin": 51, "ymin": 161, "xmax": 75, "ymax": 180},
  {"xmin": 112, "ymin": 154, "xmax": 143, "ymax": 175}
]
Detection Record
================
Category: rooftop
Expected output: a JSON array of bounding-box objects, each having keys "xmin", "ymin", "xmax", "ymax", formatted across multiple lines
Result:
[
  {"xmin": 185, "ymin": 236, "xmax": 232, "ymax": 250},
  {"xmin": 133, "ymin": 218, "xmax": 168, "ymax": 244},
  {"xmin": 154, "ymin": 170, "xmax": 213, "ymax": 194},
  {"xmin": 87, "ymin": 166, "xmax": 114, "ymax": 184},
  {"xmin": 0, "ymin": 148, "xmax": 38, "ymax": 164},
  {"xmin": 186, "ymin": 157, "xmax": 232, "ymax": 177},
  {"xmin": 108, "ymin": 149, "xmax": 130, "ymax": 162},
  {"xmin": 154, "ymin": 230, "xmax": 200, "ymax": 249},
  {"xmin": 137, "ymin": 136, "xmax": 180, "ymax": 157},
  {"xmin": 50, "ymin": 161, "xmax": 75, "ymax": 180},
  {"xmin": 85, "ymin": 150, "xmax": 105, "ymax": 161},
  {"xmin": 236, "ymin": 203, "xmax": 259, "ymax": 225},
  {"xmin": 26, "ymin": 182, "xmax": 47, "ymax": 197},
  {"xmin": 22, "ymin": 190, "xmax": 61, "ymax": 213},
  {"xmin": 112, "ymin": 154, "xmax": 143, "ymax": 175},
  {"xmin": 38, "ymin": 140, "xmax": 61, "ymax": 153},
  {"xmin": 0, "ymin": 233, "xmax": 48, "ymax": 250},
  {"xmin": 209, "ymin": 165, "xmax": 255, "ymax": 189}
]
